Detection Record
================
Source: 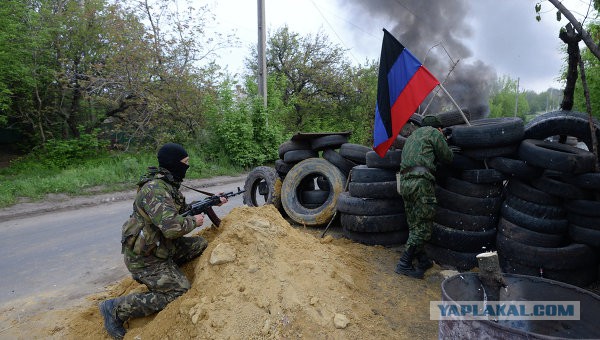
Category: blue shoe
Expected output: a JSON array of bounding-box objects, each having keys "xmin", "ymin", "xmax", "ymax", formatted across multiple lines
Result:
[{"xmin": 99, "ymin": 298, "xmax": 126, "ymax": 339}]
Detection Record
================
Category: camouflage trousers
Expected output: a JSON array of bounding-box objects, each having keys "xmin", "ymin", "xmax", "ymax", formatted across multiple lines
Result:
[
  {"xmin": 116, "ymin": 236, "xmax": 208, "ymax": 321},
  {"xmin": 399, "ymin": 176, "xmax": 436, "ymax": 251}
]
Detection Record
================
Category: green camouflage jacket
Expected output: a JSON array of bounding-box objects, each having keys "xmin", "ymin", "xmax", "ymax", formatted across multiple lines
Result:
[
  {"xmin": 121, "ymin": 167, "xmax": 196, "ymax": 265},
  {"xmin": 400, "ymin": 126, "xmax": 453, "ymax": 181}
]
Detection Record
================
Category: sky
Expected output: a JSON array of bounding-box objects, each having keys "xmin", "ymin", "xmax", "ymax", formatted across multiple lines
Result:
[{"xmin": 203, "ymin": 0, "xmax": 596, "ymax": 94}]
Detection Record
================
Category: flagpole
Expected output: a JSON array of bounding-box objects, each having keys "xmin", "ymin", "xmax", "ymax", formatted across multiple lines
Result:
[
  {"xmin": 421, "ymin": 59, "xmax": 460, "ymax": 116},
  {"xmin": 437, "ymin": 84, "xmax": 471, "ymax": 126}
]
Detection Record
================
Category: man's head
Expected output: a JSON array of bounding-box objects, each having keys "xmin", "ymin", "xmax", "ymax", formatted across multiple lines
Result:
[
  {"xmin": 421, "ymin": 115, "xmax": 443, "ymax": 128},
  {"xmin": 157, "ymin": 143, "xmax": 189, "ymax": 182}
]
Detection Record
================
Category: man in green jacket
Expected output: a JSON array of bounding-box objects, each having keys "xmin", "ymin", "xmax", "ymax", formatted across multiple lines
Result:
[
  {"xmin": 99, "ymin": 143, "xmax": 227, "ymax": 339},
  {"xmin": 395, "ymin": 115, "xmax": 453, "ymax": 279}
]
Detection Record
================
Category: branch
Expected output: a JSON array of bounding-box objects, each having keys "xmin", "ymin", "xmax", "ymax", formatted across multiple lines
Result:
[
  {"xmin": 547, "ymin": 0, "xmax": 600, "ymax": 60},
  {"xmin": 577, "ymin": 50, "xmax": 599, "ymax": 170}
]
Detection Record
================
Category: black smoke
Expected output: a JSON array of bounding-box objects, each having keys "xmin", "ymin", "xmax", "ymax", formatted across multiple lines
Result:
[{"xmin": 345, "ymin": 0, "xmax": 497, "ymax": 119}]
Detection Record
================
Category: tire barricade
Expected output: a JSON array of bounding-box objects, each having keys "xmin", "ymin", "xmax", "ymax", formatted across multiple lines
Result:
[
  {"xmin": 455, "ymin": 113, "xmax": 598, "ymax": 287},
  {"xmin": 245, "ymin": 112, "xmax": 600, "ymax": 288},
  {"xmin": 247, "ymin": 132, "xmax": 371, "ymax": 228}
]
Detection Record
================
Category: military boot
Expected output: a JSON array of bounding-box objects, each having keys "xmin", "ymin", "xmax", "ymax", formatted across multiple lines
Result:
[
  {"xmin": 395, "ymin": 245, "xmax": 423, "ymax": 279},
  {"xmin": 99, "ymin": 298, "xmax": 126, "ymax": 340},
  {"xmin": 416, "ymin": 250, "xmax": 433, "ymax": 271}
]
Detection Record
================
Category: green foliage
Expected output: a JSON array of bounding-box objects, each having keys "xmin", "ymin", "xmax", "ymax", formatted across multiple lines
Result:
[
  {"xmin": 524, "ymin": 88, "xmax": 562, "ymax": 114},
  {"xmin": 0, "ymin": 1, "xmax": 53, "ymax": 143},
  {"xmin": 0, "ymin": 0, "xmax": 239, "ymax": 151},
  {"xmin": 488, "ymin": 75, "xmax": 530, "ymax": 120},
  {"xmin": 34, "ymin": 129, "xmax": 110, "ymax": 168},
  {"xmin": 0, "ymin": 147, "xmax": 243, "ymax": 208},
  {"xmin": 243, "ymin": 27, "xmax": 377, "ymax": 147},
  {"xmin": 572, "ymin": 26, "xmax": 600, "ymax": 117},
  {"xmin": 0, "ymin": 4, "xmax": 387, "ymax": 206},
  {"xmin": 202, "ymin": 82, "xmax": 282, "ymax": 168},
  {"xmin": 1, "ymin": 1, "xmax": 382, "ymax": 180}
]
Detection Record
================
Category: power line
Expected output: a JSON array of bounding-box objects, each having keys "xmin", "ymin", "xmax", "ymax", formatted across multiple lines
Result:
[
  {"xmin": 392, "ymin": 0, "xmax": 422, "ymax": 21},
  {"xmin": 310, "ymin": 0, "xmax": 361, "ymax": 64},
  {"xmin": 310, "ymin": 2, "xmax": 379, "ymax": 40}
]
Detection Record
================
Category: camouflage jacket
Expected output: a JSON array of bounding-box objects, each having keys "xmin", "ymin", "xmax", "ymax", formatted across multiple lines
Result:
[
  {"xmin": 121, "ymin": 167, "xmax": 196, "ymax": 263},
  {"xmin": 400, "ymin": 126, "xmax": 453, "ymax": 181}
]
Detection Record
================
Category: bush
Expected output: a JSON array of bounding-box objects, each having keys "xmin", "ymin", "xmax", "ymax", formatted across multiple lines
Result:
[
  {"xmin": 37, "ymin": 129, "xmax": 109, "ymax": 168},
  {"xmin": 204, "ymin": 84, "xmax": 282, "ymax": 168}
]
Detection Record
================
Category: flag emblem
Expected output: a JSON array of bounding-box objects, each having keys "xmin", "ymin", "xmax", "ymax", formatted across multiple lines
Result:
[{"xmin": 373, "ymin": 29, "xmax": 440, "ymax": 157}]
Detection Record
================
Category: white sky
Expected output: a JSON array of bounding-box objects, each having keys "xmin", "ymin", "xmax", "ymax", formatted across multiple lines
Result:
[{"xmin": 203, "ymin": 0, "xmax": 595, "ymax": 93}]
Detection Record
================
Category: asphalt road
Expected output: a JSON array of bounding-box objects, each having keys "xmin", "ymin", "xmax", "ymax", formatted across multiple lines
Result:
[{"xmin": 0, "ymin": 176, "xmax": 246, "ymax": 324}]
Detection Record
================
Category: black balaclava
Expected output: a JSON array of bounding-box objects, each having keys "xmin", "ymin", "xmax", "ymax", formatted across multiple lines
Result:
[{"xmin": 157, "ymin": 143, "xmax": 189, "ymax": 182}]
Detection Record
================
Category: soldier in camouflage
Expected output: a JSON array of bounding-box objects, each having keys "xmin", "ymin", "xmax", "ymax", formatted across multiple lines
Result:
[
  {"xmin": 99, "ymin": 143, "xmax": 227, "ymax": 339},
  {"xmin": 395, "ymin": 115, "xmax": 453, "ymax": 279}
]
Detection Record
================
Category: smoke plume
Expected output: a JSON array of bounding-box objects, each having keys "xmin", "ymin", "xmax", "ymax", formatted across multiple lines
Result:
[{"xmin": 347, "ymin": 0, "xmax": 497, "ymax": 119}]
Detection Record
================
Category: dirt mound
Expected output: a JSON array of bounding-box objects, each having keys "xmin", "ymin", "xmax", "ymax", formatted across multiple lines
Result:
[{"xmin": 58, "ymin": 205, "xmax": 446, "ymax": 339}]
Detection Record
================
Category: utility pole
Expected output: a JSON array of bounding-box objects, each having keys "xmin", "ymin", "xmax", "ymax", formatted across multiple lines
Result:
[
  {"xmin": 514, "ymin": 77, "xmax": 520, "ymax": 117},
  {"xmin": 257, "ymin": 0, "xmax": 267, "ymax": 109}
]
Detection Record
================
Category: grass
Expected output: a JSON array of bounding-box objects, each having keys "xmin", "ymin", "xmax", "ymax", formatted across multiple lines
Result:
[{"xmin": 0, "ymin": 148, "xmax": 245, "ymax": 208}]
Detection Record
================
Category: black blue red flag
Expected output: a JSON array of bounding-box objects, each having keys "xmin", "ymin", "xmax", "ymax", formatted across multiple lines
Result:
[{"xmin": 372, "ymin": 29, "xmax": 440, "ymax": 157}]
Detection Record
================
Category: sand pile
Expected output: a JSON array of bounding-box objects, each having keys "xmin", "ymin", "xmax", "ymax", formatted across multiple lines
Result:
[{"xmin": 60, "ymin": 205, "xmax": 445, "ymax": 339}]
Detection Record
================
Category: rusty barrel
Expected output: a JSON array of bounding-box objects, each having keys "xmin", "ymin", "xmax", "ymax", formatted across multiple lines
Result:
[{"xmin": 439, "ymin": 273, "xmax": 600, "ymax": 339}]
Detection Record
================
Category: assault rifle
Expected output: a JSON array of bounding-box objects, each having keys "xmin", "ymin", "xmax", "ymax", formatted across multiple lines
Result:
[{"xmin": 182, "ymin": 187, "xmax": 245, "ymax": 227}]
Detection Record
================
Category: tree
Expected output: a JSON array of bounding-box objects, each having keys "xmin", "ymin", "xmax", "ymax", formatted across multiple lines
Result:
[
  {"xmin": 1, "ymin": 0, "xmax": 240, "ymax": 152},
  {"xmin": 535, "ymin": 0, "xmax": 600, "ymax": 114},
  {"xmin": 0, "ymin": 1, "xmax": 56, "ymax": 144},
  {"xmin": 0, "ymin": 1, "xmax": 34, "ymax": 126},
  {"xmin": 539, "ymin": 0, "xmax": 600, "ymax": 60},
  {"xmin": 524, "ymin": 88, "xmax": 562, "ymax": 114},
  {"xmin": 488, "ymin": 76, "xmax": 530, "ymax": 120},
  {"xmin": 96, "ymin": 0, "xmax": 238, "ymax": 149},
  {"xmin": 244, "ymin": 26, "xmax": 378, "ymax": 145},
  {"xmin": 247, "ymin": 27, "xmax": 346, "ymax": 127},
  {"xmin": 1, "ymin": 0, "xmax": 131, "ymax": 146},
  {"xmin": 573, "ymin": 29, "xmax": 600, "ymax": 116}
]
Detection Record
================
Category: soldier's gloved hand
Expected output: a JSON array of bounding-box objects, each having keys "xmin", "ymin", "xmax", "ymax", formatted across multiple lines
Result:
[{"xmin": 449, "ymin": 145, "xmax": 462, "ymax": 154}]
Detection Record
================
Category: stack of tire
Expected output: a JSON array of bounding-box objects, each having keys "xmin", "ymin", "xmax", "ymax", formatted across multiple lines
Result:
[
  {"xmin": 245, "ymin": 133, "xmax": 371, "ymax": 228},
  {"xmin": 336, "ymin": 149, "xmax": 408, "ymax": 246},
  {"xmin": 491, "ymin": 110, "xmax": 600, "ymax": 287},
  {"xmin": 275, "ymin": 134, "xmax": 365, "ymax": 179},
  {"xmin": 562, "ymin": 173, "xmax": 600, "ymax": 249},
  {"xmin": 427, "ymin": 176, "xmax": 504, "ymax": 271},
  {"xmin": 523, "ymin": 110, "xmax": 600, "ymax": 268},
  {"xmin": 411, "ymin": 117, "xmax": 518, "ymax": 270}
]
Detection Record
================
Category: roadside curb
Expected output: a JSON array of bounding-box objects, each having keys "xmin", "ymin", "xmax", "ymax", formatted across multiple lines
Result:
[{"xmin": 0, "ymin": 174, "xmax": 248, "ymax": 222}]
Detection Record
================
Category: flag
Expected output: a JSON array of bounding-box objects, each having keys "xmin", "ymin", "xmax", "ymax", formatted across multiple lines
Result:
[{"xmin": 372, "ymin": 29, "xmax": 440, "ymax": 157}]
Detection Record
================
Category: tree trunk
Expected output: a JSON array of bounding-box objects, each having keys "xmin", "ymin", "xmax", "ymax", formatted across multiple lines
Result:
[
  {"xmin": 559, "ymin": 24, "xmax": 581, "ymax": 111},
  {"xmin": 476, "ymin": 251, "xmax": 506, "ymax": 303},
  {"xmin": 67, "ymin": 62, "xmax": 82, "ymax": 138}
]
